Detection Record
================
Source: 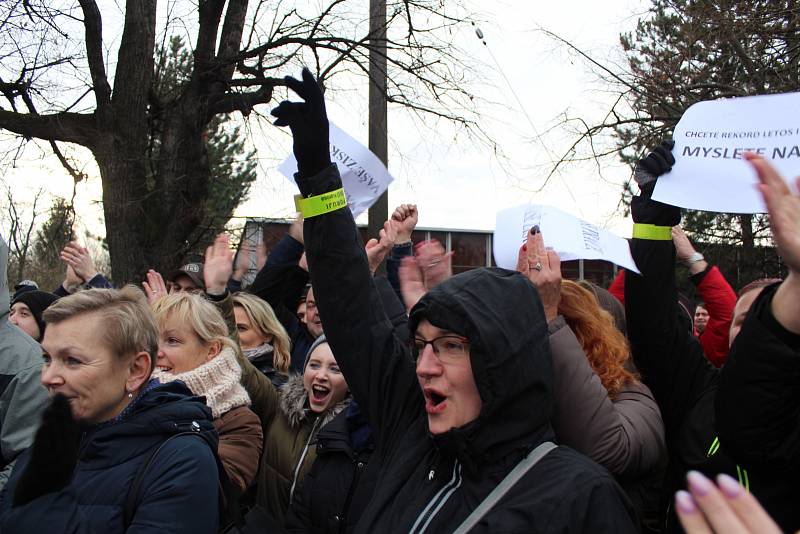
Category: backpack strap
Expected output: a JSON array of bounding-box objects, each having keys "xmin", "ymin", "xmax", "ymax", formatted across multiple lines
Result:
[
  {"xmin": 123, "ymin": 431, "xmax": 242, "ymax": 530},
  {"xmin": 452, "ymin": 441, "xmax": 557, "ymax": 534}
]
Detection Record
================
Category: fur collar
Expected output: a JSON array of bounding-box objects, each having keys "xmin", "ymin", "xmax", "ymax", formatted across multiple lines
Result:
[{"xmin": 280, "ymin": 373, "xmax": 349, "ymax": 428}]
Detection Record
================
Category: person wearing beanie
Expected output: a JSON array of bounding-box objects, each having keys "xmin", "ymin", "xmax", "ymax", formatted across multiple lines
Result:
[
  {"xmin": 9, "ymin": 290, "xmax": 59, "ymax": 342},
  {"xmin": 235, "ymin": 332, "xmax": 351, "ymax": 528},
  {"xmin": 150, "ymin": 292, "xmax": 262, "ymax": 500},
  {"xmin": 11, "ymin": 280, "xmax": 38, "ymax": 301}
]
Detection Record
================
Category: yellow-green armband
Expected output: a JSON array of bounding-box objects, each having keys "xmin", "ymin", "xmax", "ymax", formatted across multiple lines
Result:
[
  {"xmin": 632, "ymin": 223, "xmax": 673, "ymax": 240},
  {"xmin": 294, "ymin": 188, "xmax": 347, "ymax": 218}
]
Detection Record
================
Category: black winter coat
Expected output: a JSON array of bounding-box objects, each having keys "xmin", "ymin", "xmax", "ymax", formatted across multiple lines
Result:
[
  {"xmin": 715, "ymin": 282, "xmax": 800, "ymax": 530},
  {"xmin": 300, "ymin": 164, "xmax": 638, "ymax": 534},
  {"xmin": 0, "ymin": 380, "xmax": 220, "ymax": 533},
  {"xmin": 285, "ymin": 404, "xmax": 377, "ymax": 534}
]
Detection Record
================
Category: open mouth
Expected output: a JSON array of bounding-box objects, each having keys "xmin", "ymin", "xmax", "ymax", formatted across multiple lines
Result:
[
  {"xmin": 424, "ymin": 388, "xmax": 447, "ymax": 414},
  {"xmin": 310, "ymin": 384, "xmax": 331, "ymax": 404},
  {"xmin": 155, "ymin": 366, "xmax": 173, "ymax": 373}
]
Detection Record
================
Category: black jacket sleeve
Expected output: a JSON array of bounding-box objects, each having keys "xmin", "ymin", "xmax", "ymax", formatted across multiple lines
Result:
[
  {"xmin": 716, "ymin": 282, "xmax": 800, "ymax": 473},
  {"xmin": 386, "ymin": 242, "xmax": 413, "ymax": 303},
  {"xmin": 301, "ymin": 165, "xmax": 422, "ymax": 449},
  {"xmin": 625, "ymin": 192, "xmax": 718, "ymax": 440},
  {"xmin": 248, "ymin": 262, "xmax": 309, "ymax": 338}
]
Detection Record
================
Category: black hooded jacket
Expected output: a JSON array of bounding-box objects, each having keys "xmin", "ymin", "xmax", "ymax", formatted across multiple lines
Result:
[{"xmin": 301, "ymin": 164, "xmax": 637, "ymax": 533}]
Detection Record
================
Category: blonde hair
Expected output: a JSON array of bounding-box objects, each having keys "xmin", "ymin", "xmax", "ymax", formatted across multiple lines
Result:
[
  {"xmin": 151, "ymin": 292, "xmax": 237, "ymax": 354},
  {"xmin": 558, "ymin": 280, "xmax": 639, "ymax": 399},
  {"xmin": 232, "ymin": 293, "xmax": 291, "ymax": 373},
  {"xmin": 43, "ymin": 286, "xmax": 158, "ymax": 373}
]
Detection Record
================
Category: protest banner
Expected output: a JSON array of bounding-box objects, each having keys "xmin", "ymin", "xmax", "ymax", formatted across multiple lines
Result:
[
  {"xmin": 494, "ymin": 204, "xmax": 639, "ymax": 273},
  {"xmin": 653, "ymin": 91, "xmax": 800, "ymax": 213},
  {"xmin": 279, "ymin": 121, "xmax": 395, "ymax": 216}
]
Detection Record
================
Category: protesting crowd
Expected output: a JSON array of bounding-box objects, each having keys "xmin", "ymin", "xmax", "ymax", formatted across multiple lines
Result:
[{"xmin": 0, "ymin": 68, "xmax": 797, "ymax": 534}]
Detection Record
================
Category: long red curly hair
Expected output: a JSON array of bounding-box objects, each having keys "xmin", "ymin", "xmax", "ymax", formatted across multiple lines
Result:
[{"xmin": 557, "ymin": 280, "xmax": 639, "ymax": 398}]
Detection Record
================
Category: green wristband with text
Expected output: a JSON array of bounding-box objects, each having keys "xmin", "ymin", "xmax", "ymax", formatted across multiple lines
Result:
[
  {"xmin": 294, "ymin": 188, "xmax": 347, "ymax": 218},
  {"xmin": 632, "ymin": 223, "xmax": 672, "ymax": 240}
]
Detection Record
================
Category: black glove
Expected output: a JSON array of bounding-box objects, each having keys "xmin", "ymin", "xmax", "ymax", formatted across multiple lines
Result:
[
  {"xmin": 12, "ymin": 394, "xmax": 81, "ymax": 507},
  {"xmin": 271, "ymin": 68, "xmax": 331, "ymax": 180},
  {"xmin": 634, "ymin": 139, "xmax": 675, "ymax": 193}
]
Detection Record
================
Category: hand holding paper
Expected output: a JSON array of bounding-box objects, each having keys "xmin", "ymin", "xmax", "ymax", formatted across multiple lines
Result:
[
  {"xmin": 523, "ymin": 227, "xmax": 562, "ymax": 323},
  {"xmin": 278, "ymin": 121, "xmax": 395, "ymax": 217},
  {"xmin": 635, "ymin": 139, "xmax": 675, "ymax": 190},
  {"xmin": 494, "ymin": 204, "xmax": 640, "ymax": 273}
]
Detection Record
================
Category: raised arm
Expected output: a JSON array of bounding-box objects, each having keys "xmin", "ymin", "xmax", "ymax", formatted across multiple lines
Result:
[
  {"xmin": 624, "ymin": 141, "xmax": 717, "ymax": 438},
  {"xmin": 386, "ymin": 204, "xmax": 418, "ymax": 300},
  {"xmin": 271, "ymin": 69, "xmax": 420, "ymax": 443},
  {"xmin": 673, "ymin": 225, "xmax": 736, "ymax": 367},
  {"xmin": 716, "ymin": 154, "xmax": 800, "ymax": 474},
  {"xmin": 519, "ymin": 228, "xmax": 665, "ymax": 477},
  {"xmin": 548, "ymin": 316, "xmax": 665, "ymax": 477}
]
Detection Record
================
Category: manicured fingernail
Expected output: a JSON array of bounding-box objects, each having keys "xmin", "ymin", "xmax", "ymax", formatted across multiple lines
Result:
[
  {"xmin": 687, "ymin": 471, "xmax": 713, "ymax": 496},
  {"xmin": 716, "ymin": 474, "xmax": 743, "ymax": 498},
  {"xmin": 531, "ymin": 225, "xmax": 539, "ymax": 235},
  {"xmin": 674, "ymin": 491, "xmax": 697, "ymax": 514},
  {"xmin": 522, "ymin": 244, "xmax": 527, "ymax": 251}
]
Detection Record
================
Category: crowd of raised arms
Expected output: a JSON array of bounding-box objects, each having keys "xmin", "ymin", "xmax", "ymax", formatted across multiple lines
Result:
[{"xmin": 0, "ymin": 69, "xmax": 797, "ymax": 534}]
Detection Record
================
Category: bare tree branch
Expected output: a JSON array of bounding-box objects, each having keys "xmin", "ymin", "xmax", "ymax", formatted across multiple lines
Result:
[{"xmin": 77, "ymin": 0, "xmax": 111, "ymax": 111}]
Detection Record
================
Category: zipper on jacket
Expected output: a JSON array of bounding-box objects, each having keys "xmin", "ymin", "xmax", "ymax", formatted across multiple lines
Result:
[
  {"xmin": 289, "ymin": 417, "xmax": 322, "ymax": 505},
  {"xmin": 337, "ymin": 457, "xmax": 366, "ymax": 534},
  {"xmin": 408, "ymin": 460, "xmax": 462, "ymax": 534}
]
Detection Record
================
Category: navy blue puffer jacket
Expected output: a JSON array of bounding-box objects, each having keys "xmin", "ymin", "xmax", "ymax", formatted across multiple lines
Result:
[{"xmin": 0, "ymin": 380, "xmax": 219, "ymax": 533}]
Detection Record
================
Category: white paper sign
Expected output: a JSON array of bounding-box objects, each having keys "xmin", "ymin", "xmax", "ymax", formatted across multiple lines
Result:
[
  {"xmin": 494, "ymin": 204, "xmax": 639, "ymax": 273},
  {"xmin": 279, "ymin": 122, "xmax": 394, "ymax": 216},
  {"xmin": 653, "ymin": 92, "xmax": 800, "ymax": 213}
]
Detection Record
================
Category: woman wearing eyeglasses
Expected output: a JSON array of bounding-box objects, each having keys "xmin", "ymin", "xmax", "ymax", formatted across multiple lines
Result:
[{"xmin": 273, "ymin": 69, "xmax": 637, "ymax": 533}]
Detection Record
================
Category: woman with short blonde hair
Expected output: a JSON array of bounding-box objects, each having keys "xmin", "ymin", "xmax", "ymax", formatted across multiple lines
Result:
[{"xmin": 0, "ymin": 287, "xmax": 220, "ymax": 533}]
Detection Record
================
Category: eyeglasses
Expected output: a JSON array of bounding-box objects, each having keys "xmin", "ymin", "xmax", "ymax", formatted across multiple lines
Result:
[{"xmin": 411, "ymin": 335, "xmax": 469, "ymax": 364}]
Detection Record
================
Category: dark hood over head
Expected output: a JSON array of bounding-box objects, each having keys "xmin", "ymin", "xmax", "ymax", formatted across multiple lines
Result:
[{"xmin": 409, "ymin": 267, "xmax": 553, "ymax": 466}]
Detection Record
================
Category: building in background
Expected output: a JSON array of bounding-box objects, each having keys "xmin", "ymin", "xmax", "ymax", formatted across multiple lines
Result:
[{"xmin": 236, "ymin": 218, "xmax": 618, "ymax": 287}]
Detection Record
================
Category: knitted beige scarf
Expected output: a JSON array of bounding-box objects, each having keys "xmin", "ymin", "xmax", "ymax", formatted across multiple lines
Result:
[{"xmin": 152, "ymin": 346, "xmax": 251, "ymax": 419}]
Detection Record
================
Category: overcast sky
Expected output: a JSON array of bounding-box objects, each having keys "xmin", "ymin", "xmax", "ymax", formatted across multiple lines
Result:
[{"xmin": 1, "ymin": 0, "xmax": 650, "ymax": 243}]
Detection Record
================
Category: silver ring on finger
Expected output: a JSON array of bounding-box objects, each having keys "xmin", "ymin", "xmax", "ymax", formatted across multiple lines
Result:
[{"xmin": 533, "ymin": 262, "xmax": 543, "ymax": 272}]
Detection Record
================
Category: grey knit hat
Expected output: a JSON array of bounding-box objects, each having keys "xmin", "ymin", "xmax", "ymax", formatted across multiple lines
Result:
[{"xmin": 303, "ymin": 334, "xmax": 329, "ymax": 370}]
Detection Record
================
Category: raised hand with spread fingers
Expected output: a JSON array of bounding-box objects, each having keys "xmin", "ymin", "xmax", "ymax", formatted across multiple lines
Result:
[
  {"xmin": 142, "ymin": 269, "xmax": 169, "ymax": 306},
  {"xmin": 745, "ymin": 153, "xmax": 800, "ymax": 334},
  {"xmin": 60, "ymin": 242, "xmax": 99, "ymax": 283},
  {"xmin": 415, "ymin": 239, "xmax": 452, "ymax": 291},
  {"xmin": 204, "ymin": 233, "xmax": 235, "ymax": 296}
]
